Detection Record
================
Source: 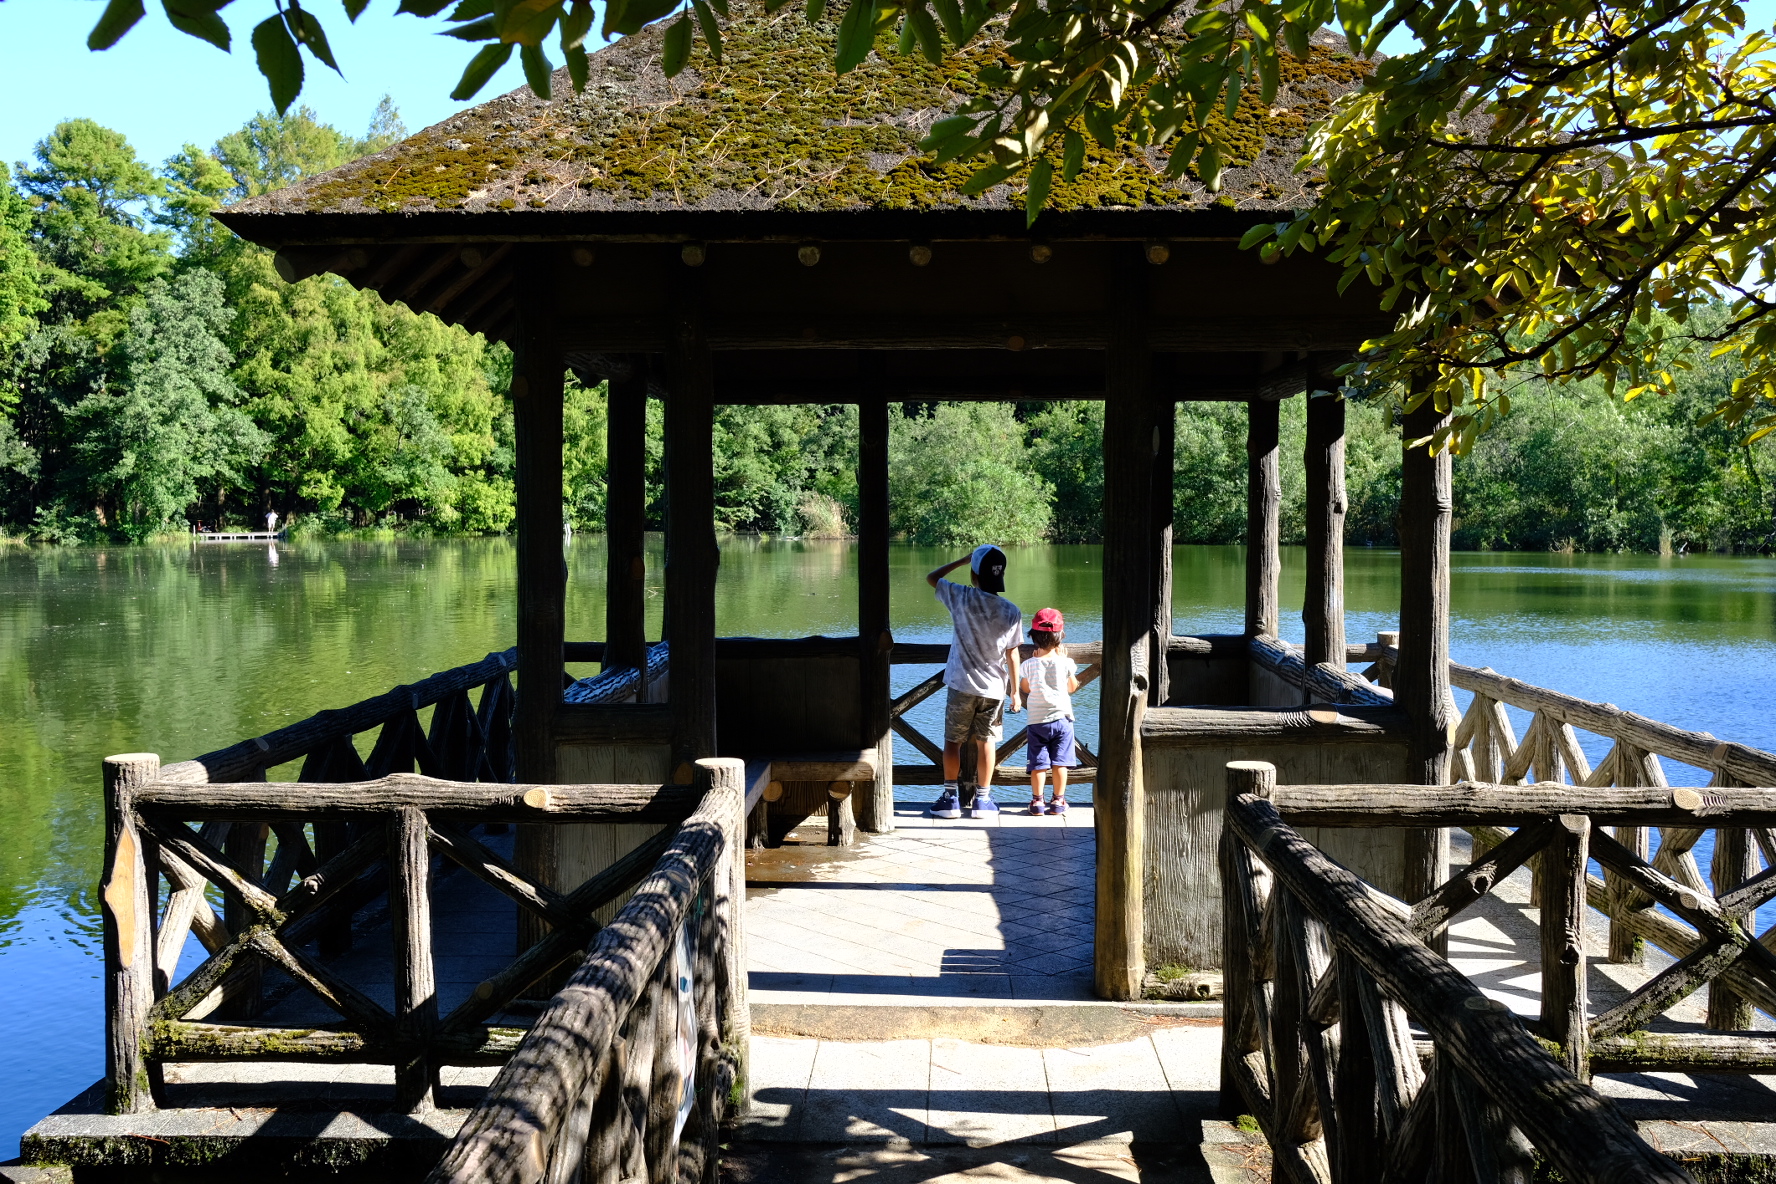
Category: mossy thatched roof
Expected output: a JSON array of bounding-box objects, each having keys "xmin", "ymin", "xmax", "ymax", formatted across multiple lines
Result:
[{"xmin": 227, "ymin": 14, "xmax": 1370, "ymax": 225}]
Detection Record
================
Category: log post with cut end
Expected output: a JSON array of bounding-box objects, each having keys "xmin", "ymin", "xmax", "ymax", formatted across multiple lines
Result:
[
  {"xmin": 513, "ymin": 249, "xmax": 567, "ymax": 953},
  {"xmin": 1245, "ymin": 398, "xmax": 1281, "ymax": 639},
  {"xmin": 605, "ymin": 356, "xmax": 649, "ymax": 678},
  {"xmin": 857, "ymin": 397, "xmax": 895, "ymax": 833},
  {"xmin": 1149, "ymin": 393, "xmax": 1175, "ymax": 706},
  {"xmin": 1542, "ymin": 813, "xmax": 1591, "ymax": 1080},
  {"xmin": 1396, "ymin": 394, "xmax": 1454, "ymax": 948},
  {"xmin": 1096, "ymin": 245, "xmax": 1153, "ymax": 1000},
  {"xmin": 103, "ymin": 753, "xmax": 160, "ymax": 1115},
  {"xmin": 697, "ymin": 756, "xmax": 750, "ymax": 1116},
  {"xmin": 666, "ymin": 264, "xmax": 719, "ymax": 771},
  {"xmin": 391, "ymin": 805, "xmax": 439, "ymax": 1112},
  {"xmin": 1303, "ymin": 391, "xmax": 1346, "ymax": 670},
  {"xmin": 1708, "ymin": 824, "xmax": 1755, "ymax": 1029}
]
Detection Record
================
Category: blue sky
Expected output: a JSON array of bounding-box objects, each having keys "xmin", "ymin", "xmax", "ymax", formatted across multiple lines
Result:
[{"xmin": 4, "ymin": 0, "xmax": 1775, "ymax": 179}]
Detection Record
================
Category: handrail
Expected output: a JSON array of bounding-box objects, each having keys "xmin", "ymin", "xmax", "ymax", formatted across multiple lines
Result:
[
  {"xmin": 564, "ymin": 640, "xmax": 670, "ymax": 705},
  {"xmin": 1222, "ymin": 762, "xmax": 1697, "ymax": 1183},
  {"xmin": 431, "ymin": 760, "xmax": 746, "ymax": 1184}
]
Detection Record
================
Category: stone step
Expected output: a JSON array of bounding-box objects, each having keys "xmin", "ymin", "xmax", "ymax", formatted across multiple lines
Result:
[{"xmin": 753, "ymin": 1002, "xmax": 1222, "ymax": 1046}]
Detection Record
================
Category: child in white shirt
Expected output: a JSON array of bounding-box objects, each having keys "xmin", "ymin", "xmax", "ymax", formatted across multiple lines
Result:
[{"xmin": 1019, "ymin": 607, "xmax": 1079, "ymax": 815}]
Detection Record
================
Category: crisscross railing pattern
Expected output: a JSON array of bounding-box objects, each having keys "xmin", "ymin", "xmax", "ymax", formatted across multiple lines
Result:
[{"xmin": 1222, "ymin": 761, "xmax": 1711, "ymax": 1184}]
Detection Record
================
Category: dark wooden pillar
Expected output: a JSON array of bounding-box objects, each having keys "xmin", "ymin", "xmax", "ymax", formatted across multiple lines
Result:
[
  {"xmin": 1245, "ymin": 399, "xmax": 1281, "ymax": 637},
  {"xmin": 1303, "ymin": 391, "xmax": 1346, "ymax": 670},
  {"xmin": 604, "ymin": 356, "xmax": 649, "ymax": 676},
  {"xmin": 857, "ymin": 397, "xmax": 894, "ymax": 833},
  {"xmin": 1097, "ymin": 247, "xmax": 1152, "ymax": 1001},
  {"xmin": 1397, "ymin": 392, "xmax": 1454, "ymax": 935},
  {"xmin": 1148, "ymin": 396, "xmax": 1175, "ymax": 706},
  {"xmin": 665, "ymin": 268, "xmax": 718, "ymax": 778},
  {"xmin": 512, "ymin": 252, "xmax": 566, "ymax": 917}
]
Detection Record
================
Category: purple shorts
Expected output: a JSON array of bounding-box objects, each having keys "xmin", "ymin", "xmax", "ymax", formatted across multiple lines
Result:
[{"xmin": 1026, "ymin": 718, "xmax": 1077, "ymax": 771}]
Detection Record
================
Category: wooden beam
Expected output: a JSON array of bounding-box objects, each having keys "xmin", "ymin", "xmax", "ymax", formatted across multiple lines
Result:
[
  {"xmin": 1245, "ymin": 398, "xmax": 1281, "ymax": 638},
  {"xmin": 1396, "ymin": 392, "xmax": 1455, "ymax": 934},
  {"xmin": 512, "ymin": 249, "xmax": 566, "ymax": 954},
  {"xmin": 1149, "ymin": 394, "xmax": 1175, "ymax": 706},
  {"xmin": 665, "ymin": 271, "xmax": 719, "ymax": 774},
  {"xmin": 1096, "ymin": 245, "xmax": 1152, "ymax": 1002},
  {"xmin": 605, "ymin": 356, "xmax": 649, "ymax": 675},
  {"xmin": 1303, "ymin": 390, "xmax": 1346, "ymax": 669},
  {"xmin": 390, "ymin": 806, "xmax": 438, "ymax": 1112},
  {"xmin": 857, "ymin": 398, "xmax": 894, "ymax": 834},
  {"xmin": 103, "ymin": 753, "xmax": 160, "ymax": 1115}
]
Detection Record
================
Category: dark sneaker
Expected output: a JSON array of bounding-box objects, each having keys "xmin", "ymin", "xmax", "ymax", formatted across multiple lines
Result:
[
  {"xmin": 930, "ymin": 788, "xmax": 962, "ymax": 819},
  {"xmin": 1028, "ymin": 799, "xmax": 1045, "ymax": 815},
  {"xmin": 1046, "ymin": 798, "xmax": 1068, "ymax": 815},
  {"xmin": 970, "ymin": 789, "xmax": 1000, "ymax": 818}
]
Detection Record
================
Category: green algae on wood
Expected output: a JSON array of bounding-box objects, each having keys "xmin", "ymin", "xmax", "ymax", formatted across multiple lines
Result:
[{"xmin": 264, "ymin": 12, "xmax": 1370, "ymax": 218}]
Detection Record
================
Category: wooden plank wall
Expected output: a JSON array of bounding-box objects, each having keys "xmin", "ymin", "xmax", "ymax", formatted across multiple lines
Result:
[
  {"xmin": 1143, "ymin": 738, "xmax": 1410, "ymax": 970},
  {"xmin": 1165, "ymin": 654, "xmax": 1248, "ymax": 706}
]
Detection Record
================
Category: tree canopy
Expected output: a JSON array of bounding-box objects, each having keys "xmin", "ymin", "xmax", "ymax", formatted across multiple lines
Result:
[{"xmin": 76, "ymin": 0, "xmax": 1776, "ymax": 448}]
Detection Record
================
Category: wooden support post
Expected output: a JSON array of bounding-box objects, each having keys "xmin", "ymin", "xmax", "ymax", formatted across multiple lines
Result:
[
  {"xmin": 1303, "ymin": 391, "xmax": 1346, "ymax": 670},
  {"xmin": 605, "ymin": 356, "xmax": 649, "ymax": 677},
  {"xmin": 697, "ymin": 757, "xmax": 750, "ymax": 1116},
  {"xmin": 1708, "ymin": 826, "xmax": 1756, "ymax": 1028},
  {"xmin": 103, "ymin": 753, "xmax": 159, "ymax": 1115},
  {"xmin": 513, "ymin": 252, "xmax": 567, "ymax": 952},
  {"xmin": 666, "ymin": 267, "xmax": 719, "ymax": 771},
  {"xmin": 390, "ymin": 805, "xmax": 438, "ymax": 1113},
  {"xmin": 1150, "ymin": 395, "xmax": 1175, "ymax": 706},
  {"xmin": 1245, "ymin": 398, "xmax": 1281, "ymax": 638},
  {"xmin": 1097, "ymin": 250, "xmax": 1152, "ymax": 1000},
  {"xmin": 220, "ymin": 820, "xmax": 267, "ymax": 1018},
  {"xmin": 857, "ymin": 397, "xmax": 895, "ymax": 833},
  {"xmin": 1397, "ymin": 394, "xmax": 1454, "ymax": 951},
  {"xmin": 1542, "ymin": 813, "xmax": 1591, "ymax": 1080},
  {"xmin": 1219, "ymin": 762, "xmax": 1274, "ymax": 1120}
]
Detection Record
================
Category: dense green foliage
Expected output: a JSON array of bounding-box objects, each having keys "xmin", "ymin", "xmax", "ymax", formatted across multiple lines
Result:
[{"xmin": 0, "ymin": 105, "xmax": 1769, "ymax": 552}]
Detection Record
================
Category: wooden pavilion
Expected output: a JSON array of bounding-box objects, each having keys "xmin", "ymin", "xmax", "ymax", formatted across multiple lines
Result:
[{"xmin": 217, "ymin": 13, "xmax": 1453, "ymax": 1001}]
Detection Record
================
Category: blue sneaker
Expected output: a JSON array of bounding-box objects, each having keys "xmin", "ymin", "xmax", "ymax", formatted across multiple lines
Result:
[
  {"xmin": 969, "ymin": 788, "xmax": 999, "ymax": 818},
  {"xmin": 930, "ymin": 787, "xmax": 962, "ymax": 819}
]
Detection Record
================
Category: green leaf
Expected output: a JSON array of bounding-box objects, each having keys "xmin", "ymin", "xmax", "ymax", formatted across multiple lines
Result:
[
  {"xmin": 252, "ymin": 14, "xmax": 305, "ymax": 113},
  {"xmin": 692, "ymin": 0, "xmax": 722, "ymax": 59},
  {"xmin": 907, "ymin": 2, "xmax": 941, "ymax": 61},
  {"xmin": 1061, "ymin": 130, "xmax": 1084, "ymax": 181},
  {"xmin": 343, "ymin": 0, "xmax": 371, "ymax": 21},
  {"xmin": 162, "ymin": 0, "xmax": 231, "ymax": 51},
  {"xmin": 1082, "ymin": 105, "xmax": 1116, "ymax": 149},
  {"xmin": 960, "ymin": 162, "xmax": 1013, "ymax": 195},
  {"xmin": 929, "ymin": 0, "xmax": 962, "ymax": 42},
  {"xmin": 559, "ymin": 0, "xmax": 593, "ymax": 47},
  {"xmin": 445, "ymin": 15, "xmax": 499, "ymax": 38},
  {"xmin": 289, "ymin": 6, "xmax": 341, "ymax": 71},
  {"xmin": 447, "ymin": 0, "xmax": 497, "ymax": 20},
  {"xmin": 1199, "ymin": 140, "xmax": 1221, "ymax": 191},
  {"xmin": 565, "ymin": 46, "xmax": 589, "ymax": 88},
  {"xmin": 834, "ymin": 0, "xmax": 878, "ymax": 73},
  {"xmin": 398, "ymin": 0, "xmax": 456, "ymax": 14},
  {"xmin": 520, "ymin": 41, "xmax": 552, "ymax": 95},
  {"xmin": 1163, "ymin": 130, "xmax": 1198, "ymax": 178},
  {"xmin": 87, "ymin": 0, "xmax": 146, "ymax": 50},
  {"xmin": 606, "ymin": 0, "xmax": 675, "ymax": 35},
  {"xmin": 896, "ymin": 12, "xmax": 916, "ymax": 53},
  {"xmin": 451, "ymin": 40, "xmax": 513, "ymax": 98},
  {"xmin": 1025, "ymin": 158, "xmax": 1052, "ymax": 227},
  {"xmin": 1238, "ymin": 222, "xmax": 1279, "ymax": 250},
  {"xmin": 662, "ymin": 13, "xmax": 692, "ymax": 76}
]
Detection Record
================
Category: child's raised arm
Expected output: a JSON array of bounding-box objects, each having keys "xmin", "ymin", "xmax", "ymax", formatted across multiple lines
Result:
[{"xmin": 926, "ymin": 555, "xmax": 970, "ymax": 588}]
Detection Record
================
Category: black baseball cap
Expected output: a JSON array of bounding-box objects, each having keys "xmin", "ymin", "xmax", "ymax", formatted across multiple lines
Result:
[{"xmin": 971, "ymin": 544, "xmax": 1007, "ymax": 593}]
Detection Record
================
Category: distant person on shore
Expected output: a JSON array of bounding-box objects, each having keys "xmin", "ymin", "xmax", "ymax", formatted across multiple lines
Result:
[
  {"xmin": 265, "ymin": 509, "xmax": 279, "ymax": 534},
  {"xmin": 926, "ymin": 545, "xmax": 1022, "ymax": 819},
  {"xmin": 1020, "ymin": 608, "xmax": 1079, "ymax": 815}
]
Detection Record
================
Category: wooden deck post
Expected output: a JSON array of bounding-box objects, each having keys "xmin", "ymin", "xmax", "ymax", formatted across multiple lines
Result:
[
  {"xmin": 1708, "ymin": 824, "xmax": 1756, "ymax": 1028},
  {"xmin": 1149, "ymin": 395, "xmax": 1175, "ymax": 706},
  {"xmin": 1097, "ymin": 246, "xmax": 1152, "ymax": 1001},
  {"xmin": 1245, "ymin": 398, "xmax": 1281, "ymax": 638},
  {"xmin": 390, "ymin": 805, "xmax": 438, "ymax": 1113},
  {"xmin": 1396, "ymin": 392, "xmax": 1454, "ymax": 943},
  {"xmin": 1303, "ymin": 390, "xmax": 1346, "ymax": 670},
  {"xmin": 666, "ymin": 266, "xmax": 719, "ymax": 772},
  {"xmin": 103, "ymin": 753, "xmax": 159, "ymax": 1115},
  {"xmin": 1542, "ymin": 813, "xmax": 1591, "ymax": 1080},
  {"xmin": 605, "ymin": 356, "xmax": 649, "ymax": 678},
  {"xmin": 513, "ymin": 251, "xmax": 566, "ymax": 936},
  {"xmin": 857, "ymin": 397, "xmax": 894, "ymax": 833}
]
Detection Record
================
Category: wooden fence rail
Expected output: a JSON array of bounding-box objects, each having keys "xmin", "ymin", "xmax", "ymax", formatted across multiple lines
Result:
[
  {"xmin": 101, "ymin": 753, "xmax": 747, "ymax": 1150},
  {"xmin": 1222, "ymin": 762, "xmax": 1706, "ymax": 1184}
]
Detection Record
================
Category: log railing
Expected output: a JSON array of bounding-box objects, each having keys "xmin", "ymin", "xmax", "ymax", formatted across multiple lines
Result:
[
  {"xmin": 431, "ymin": 760, "xmax": 746, "ymax": 1184},
  {"xmin": 101, "ymin": 752, "xmax": 746, "ymax": 1158},
  {"xmin": 1222, "ymin": 761, "xmax": 1729, "ymax": 1184},
  {"xmin": 888, "ymin": 640, "xmax": 1105, "ymax": 786}
]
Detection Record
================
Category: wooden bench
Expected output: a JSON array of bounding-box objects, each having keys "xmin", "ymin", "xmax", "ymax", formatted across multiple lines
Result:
[{"xmin": 743, "ymin": 750, "xmax": 879, "ymax": 847}]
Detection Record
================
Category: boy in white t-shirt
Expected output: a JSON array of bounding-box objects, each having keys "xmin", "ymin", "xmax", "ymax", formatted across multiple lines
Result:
[
  {"xmin": 926, "ymin": 545, "xmax": 1023, "ymax": 819},
  {"xmin": 1019, "ymin": 607, "xmax": 1079, "ymax": 815}
]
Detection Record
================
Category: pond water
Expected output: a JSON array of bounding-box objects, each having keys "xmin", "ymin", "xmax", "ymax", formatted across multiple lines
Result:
[{"xmin": 3, "ymin": 537, "xmax": 1775, "ymax": 1156}]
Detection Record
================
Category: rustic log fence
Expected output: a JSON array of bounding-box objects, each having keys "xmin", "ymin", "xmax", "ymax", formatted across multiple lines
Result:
[
  {"xmin": 1220, "ymin": 761, "xmax": 1741, "ymax": 1184},
  {"xmin": 102, "ymin": 749, "xmax": 747, "ymax": 1177}
]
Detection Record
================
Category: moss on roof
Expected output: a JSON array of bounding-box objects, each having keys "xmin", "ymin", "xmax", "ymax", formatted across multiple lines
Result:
[{"xmin": 241, "ymin": 13, "xmax": 1370, "ymax": 218}]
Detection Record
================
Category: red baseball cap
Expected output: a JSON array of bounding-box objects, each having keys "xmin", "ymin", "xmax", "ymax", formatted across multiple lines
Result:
[{"xmin": 1032, "ymin": 608, "xmax": 1064, "ymax": 631}]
